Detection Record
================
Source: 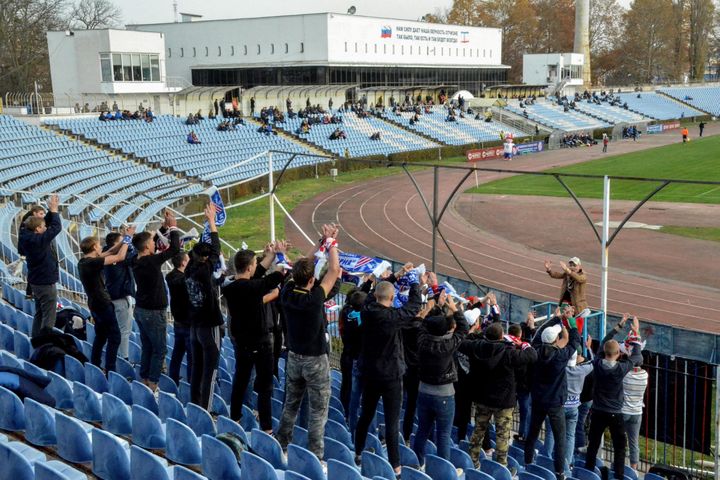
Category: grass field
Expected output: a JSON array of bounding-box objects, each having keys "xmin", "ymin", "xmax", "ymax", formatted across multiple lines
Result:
[
  {"xmin": 660, "ymin": 226, "xmax": 720, "ymax": 243},
  {"xmin": 468, "ymin": 135, "xmax": 720, "ymax": 204}
]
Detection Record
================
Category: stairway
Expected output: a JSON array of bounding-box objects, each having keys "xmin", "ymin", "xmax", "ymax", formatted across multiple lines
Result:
[{"xmin": 246, "ymin": 117, "xmax": 333, "ymax": 158}]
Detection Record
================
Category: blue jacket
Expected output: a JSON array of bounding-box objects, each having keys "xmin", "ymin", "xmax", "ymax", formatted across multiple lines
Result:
[
  {"xmin": 530, "ymin": 316, "xmax": 581, "ymax": 409},
  {"xmin": 102, "ymin": 245, "xmax": 136, "ymax": 300},
  {"xmin": 18, "ymin": 211, "xmax": 61, "ymax": 285}
]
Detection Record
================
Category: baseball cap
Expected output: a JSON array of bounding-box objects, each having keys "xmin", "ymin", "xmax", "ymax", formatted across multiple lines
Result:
[
  {"xmin": 568, "ymin": 257, "xmax": 581, "ymax": 266},
  {"xmin": 541, "ymin": 325, "xmax": 562, "ymax": 344}
]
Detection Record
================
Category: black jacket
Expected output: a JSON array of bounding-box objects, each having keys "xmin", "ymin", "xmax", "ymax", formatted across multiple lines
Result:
[
  {"xmin": 185, "ymin": 232, "xmax": 223, "ymax": 328},
  {"xmin": 417, "ymin": 311, "xmax": 469, "ymax": 386},
  {"xmin": 460, "ymin": 332, "xmax": 538, "ymax": 409},
  {"xmin": 103, "ymin": 245, "xmax": 136, "ymax": 300},
  {"xmin": 18, "ymin": 210, "xmax": 61, "ymax": 285},
  {"xmin": 166, "ymin": 268, "xmax": 191, "ymax": 328},
  {"xmin": 592, "ymin": 326, "xmax": 643, "ymax": 413},
  {"xmin": 359, "ymin": 283, "xmax": 422, "ymax": 382},
  {"xmin": 132, "ymin": 230, "xmax": 180, "ymax": 310},
  {"xmin": 515, "ymin": 322, "xmax": 537, "ymax": 393},
  {"xmin": 530, "ymin": 316, "xmax": 581, "ymax": 409},
  {"xmin": 339, "ymin": 303, "xmax": 363, "ymax": 360}
]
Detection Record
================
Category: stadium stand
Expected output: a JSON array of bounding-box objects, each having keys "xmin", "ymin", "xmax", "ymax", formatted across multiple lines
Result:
[
  {"xmin": 658, "ymin": 86, "xmax": 720, "ymax": 116},
  {"xmin": 383, "ymin": 106, "xmax": 526, "ymax": 145},
  {"xmin": 504, "ymin": 100, "xmax": 611, "ymax": 131},
  {"xmin": 572, "ymin": 101, "xmax": 649, "ymax": 124},
  {"xmin": 281, "ymin": 111, "xmax": 439, "ymax": 156},
  {"xmin": 45, "ymin": 115, "xmax": 324, "ymax": 187},
  {"xmin": 613, "ymin": 92, "xmax": 704, "ymax": 120}
]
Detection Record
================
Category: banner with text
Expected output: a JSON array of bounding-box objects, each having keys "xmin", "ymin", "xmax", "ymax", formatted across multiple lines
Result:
[{"xmin": 466, "ymin": 146, "xmax": 504, "ymax": 162}]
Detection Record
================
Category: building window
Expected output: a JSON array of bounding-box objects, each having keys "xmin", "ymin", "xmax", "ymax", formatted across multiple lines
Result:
[
  {"xmin": 205, "ymin": 46, "xmax": 209, "ymax": 56},
  {"xmin": 271, "ymin": 44, "xmax": 275, "ymax": 54},
  {"xmin": 257, "ymin": 44, "xmax": 261, "ymax": 54},
  {"xmin": 383, "ymin": 44, "xmax": 387, "ymax": 54},
  {"xmin": 180, "ymin": 47, "xmax": 184, "ymax": 57},
  {"xmin": 285, "ymin": 43, "xmax": 289, "ymax": 53},
  {"xmin": 131, "ymin": 54, "xmax": 142, "ymax": 81},
  {"xmin": 455, "ymin": 48, "xmax": 458, "ymax": 56},
  {"xmin": 100, "ymin": 53, "xmax": 112, "ymax": 82},
  {"xmin": 150, "ymin": 55, "xmax": 159, "ymax": 80},
  {"xmin": 409, "ymin": 46, "xmax": 413, "ymax": 55},
  {"xmin": 463, "ymin": 48, "xmax": 466, "ymax": 57},
  {"xmin": 441, "ymin": 47, "xmax": 444, "ymax": 56},
  {"xmin": 231, "ymin": 46, "xmax": 235, "ymax": 56},
  {"xmin": 218, "ymin": 46, "xmax": 221, "ymax": 56},
  {"xmin": 167, "ymin": 48, "xmax": 172, "ymax": 58},
  {"xmin": 483, "ymin": 49, "xmax": 486, "ymax": 57},
  {"xmin": 140, "ymin": 53, "xmax": 150, "ymax": 80},
  {"xmin": 300, "ymin": 42, "xmax": 304, "ymax": 52},
  {"xmin": 489, "ymin": 50, "xmax": 492, "ymax": 58},
  {"xmin": 344, "ymin": 42, "xmax": 348, "ymax": 52},
  {"xmin": 244, "ymin": 45, "xmax": 248, "ymax": 55}
]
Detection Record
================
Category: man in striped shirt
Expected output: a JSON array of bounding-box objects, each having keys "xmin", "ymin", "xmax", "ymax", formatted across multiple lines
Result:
[{"xmin": 622, "ymin": 349, "xmax": 649, "ymax": 471}]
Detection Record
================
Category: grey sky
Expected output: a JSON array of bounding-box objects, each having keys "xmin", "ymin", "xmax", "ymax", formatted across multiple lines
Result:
[{"xmin": 112, "ymin": 0, "xmax": 634, "ymax": 26}]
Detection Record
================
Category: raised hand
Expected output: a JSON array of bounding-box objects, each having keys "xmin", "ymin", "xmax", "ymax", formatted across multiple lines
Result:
[
  {"xmin": 437, "ymin": 289, "xmax": 447, "ymax": 307},
  {"xmin": 428, "ymin": 271, "xmax": 438, "ymax": 286},
  {"xmin": 164, "ymin": 210, "xmax": 177, "ymax": 229},
  {"xmin": 554, "ymin": 306, "xmax": 562, "ymax": 318},
  {"xmin": 446, "ymin": 294, "xmax": 457, "ymax": 312},
  {"xmin": 125, "ymin": 225, "xmax": 137, "ymax": 236},
  {"xmin": 544, "ymin": 259, "xmax": 551, "ymax": 271},
  {"xmin": 631, "ymin": 315, "xmax": 640, "ymax": 333},
  {"xmin": 586, "ymin": 334, "xmax": 593, "ymax": 350},
  {"xmin": 420, "ymin": 271, "xmax": 429, "ymax": 285},
  {"xmin": 48, "ymin": 194, "xmax": 59, "ymax": 212},
  {"xmin": 559, "ymin": 261, "xmax": 568, "ymax": 272},
  {"xmin": 274, "ymin": 240, "xmax": 288, "ymax": 253},
  {"xmin": 204, "ymin": 203, "xmax": 216, "ymax": 225},
  {"xmin": 526, "ymin": 311, "xmax": 535, "ymax": 328},
  {"xmin": 619, "ymin": 313, "xmax": 629, "ymax": 328}
]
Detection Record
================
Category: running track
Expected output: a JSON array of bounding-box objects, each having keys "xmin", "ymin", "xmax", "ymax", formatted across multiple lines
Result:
[{"xmin": 287, "ymin": 125, "xmax": 720, "ymax": 333}]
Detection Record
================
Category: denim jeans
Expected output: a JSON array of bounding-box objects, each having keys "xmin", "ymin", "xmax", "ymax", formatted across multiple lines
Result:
[
  {"xmin": 276, "ymin": 352, "xmax": 331, "ymax": 460},
  {"xmin": 575, "ymin": 401, "xmax": 592, "ymax": 451},
  {"xmin": 134, "ymin": 307, "xmax": 167, "ymax": 383},
  {"xmin": 413, "ymin": 392, "xmax": 455, "ymax": 467},
  {"xmin": 564, "ymin": 407, "xmax": 580, "ymax": 475},
  {"xmin": 168, "ymin": 325, "xmax": 192, "ymax": 384},
  {"xmin": 90, "ymin": 303, "xmax": 121, "ymax": 372},
  {"xmin": 30, "ymin": 283, "xmax": 57, "ymax": 338},
  {"xmin": 517, "ymin": 390, "xmax": 532, "ymax": 438},
  {"xmin": 112, "ymin": 297, "xmax": 134, "ymax": 359},
  {"xmin": 623, "ymin": 414, "xmax": 642, "ymax": 466}
]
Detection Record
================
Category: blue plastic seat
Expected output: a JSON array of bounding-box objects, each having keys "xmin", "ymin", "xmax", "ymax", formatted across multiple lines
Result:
[
  {"xmin": 240, "ymin": 404, "xmax": 258, "ymax": 431},
  {"xmin": 132, "ymin": 380, "xmax": 159, "ymax": 414},
  {"xmin": 0, "ymin": 386, "xmax": 26, "ymax": 431},
  {"xmin": 159, "ymin": 391, "xmax": 188, "ymax": 423},
  {"xmin": 73, "ymin": 380, "xmax": 103, "ymax": 421},
  {"xmin": 240, "ymin": 451, "xmax": 283, "ymax": 480},
  {"xmin": 401, "ymin": 467, "xmax": 433, "ymax": 480},
  {"xmin": 64, "ymin": 355, "xmax": 85, "ymax": 383},
  {"xmin": 250, "ymin": 428, "xmax": 287, "ymax": 470},
  {"xmin": 85, "ymin": 362, "xmax": 109, "ymax": 393},
  {"xmin": 102, "ymin": 392, "xmax": 132, "ymax": 435},
  {"xmin": 0, "ymin": 324, "xmax": 15, "ymax": 351},
  {"xmin": 166, "ymin": 418, "xmax": 201, "ymax": 465},
  {"xmin": 175, "ymin": 465, "xmax": 208, "ymax": 480},
  {"xmin": 324, "ymin": 435, "xmax": 356, "ymax": 467},
  {"xmin": 449, "ymin": 447, "xmax": 474, "ymax": 471},
  {"xmin": 527, "ymin": 464, "xmax": 555, "ymax": 480},
  {"xmin": 23, "ymin": 397, "xmax": 56, "ymax": 445},
  {"xmin": 425, "ymin": 454, "xmax": 461, "ymax": 479},
  {"xmin": 216, "ymin": 415, "xmax": 248, "ymax": 444},
  {"xmin": 46, "ymin": 370, "xmax": 74, "ymax": 409},
  {"xmin": 159, "ymin": 374, "xmax": 179, "ymax": 395},
  {"xmin": 519, "ymin": 472, "xmax": 544, "ymax": 480},
  {"xmin": 108, "ymin": 371, "xmax": 133, "ymax": 405},
  {"xmin": 327, "ymin": 458, "xmax": 363, "ymax": 480},
  {"xmin": 481, "ymin": 459, "xmax": 512, "ymax": 480},
  {"xmin": 0, "ymin": 350, "xmax": 21, "ymax": 368},
  {"xmin": 535, "ymin": 455, "xmax": 555, "ymax": 472},
  {"xmin": 92, "ymin": 428, "xmax": 131, "ymax": 480},
  {"xmin": 0, "ymin": 442, "xmax": 34, "ymax": 480},
  {"xmin": 55, "ymin": 412, "xmax": 93, "ymax": 463},
  {"xmin": 34, "ymin": 461, "xmax": 86, "ymax": 480},
  {"xmin": 13, "ymin": 330, "xmax": 31, "ymax": 360},
  {"xmin": 465, "ymin": 470, "xmax": 494, "ymax": 480},
  {"xmin": 132, "ymin": 404, "xmax": 166, "ymax": 449},
  {"xmin": 572, "ymin": 467, "xmax": 601, "ymax": 480},
  {"xmin": 178, "ymin": 380, "xmax": 191, "ymax": 405},
  {"xmin": 366, "ymin": 432, "xmax": 386, "ymax": 458},
  {"xmin": 288, "ymin": 443, "xmax": 326, "ymax": 480},
  {"xmin": 211, "ymin": 393, "xmax": 230, "ymax": 416},
  {"xmin": 362, "ymin": 450, "xmax": 396, "ymax": 480},
  {"xmin": 201, "ymin": 434, "xmax": 241, "ymax": 480},
  {"xmin": 116, "ymin": 357, "xmax": 137, "ymax": 382},
  {"xmin": 325, "ymin": 418, "xmax": 353, "ymax": 447},
  {"xmin": 130, "ymin": 445, "xmax": 173, "ymax": 480},
  {"xmin": 187, "ymin": 402, "xmax": 216, "ymax": 436},
  {"xmin": 293, "ymin": 424, "xmax": 309, "ymax": 448}
]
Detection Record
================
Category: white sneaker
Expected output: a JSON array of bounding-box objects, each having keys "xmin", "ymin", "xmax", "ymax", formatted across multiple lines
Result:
[
  {"xmin": 456, "ymin": 467, "xmax": 464, "ymax": 477},
  {"xmin": 320, "ymin": 460, "xmax": 328, "ymax": 475}
]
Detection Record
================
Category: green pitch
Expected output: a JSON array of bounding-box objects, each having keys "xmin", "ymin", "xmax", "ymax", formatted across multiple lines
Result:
[{"xmin": 468, "ymin": 135, "xmax": 720, "ymax": 204}]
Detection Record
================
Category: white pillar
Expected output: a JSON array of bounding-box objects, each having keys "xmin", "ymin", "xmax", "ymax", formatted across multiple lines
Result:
[
  {"xmin": 600, "ymin": 175, "xmax": 610, "ymax": 338},
  {"xmin": 268, "ymin": 152, "xmax": 275, "ymax": 242},
  {"xmin": 574, "ymin": 0, "xmax": 591, "ymax": 86}
]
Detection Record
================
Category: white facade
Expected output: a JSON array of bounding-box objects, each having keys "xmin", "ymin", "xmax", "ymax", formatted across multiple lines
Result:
[
  {"xmin": 129, "ymin": 13, "xmax": 504, "ymax": 86},
  {"xmin": 523, "ymin": 53, "xmax": 585, "ymax": 86}
]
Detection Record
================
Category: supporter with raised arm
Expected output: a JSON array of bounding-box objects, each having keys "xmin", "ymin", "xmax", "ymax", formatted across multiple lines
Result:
[
  {"xmin": 166, "ymin": 252, "xmax": 192, "ymax": 384},
  {"xmin": 223, "ymin": 241, "xmax": 288, "ymax": 432},
  {"xmin": 103, "ymin": 230, "xmax": 137, "ymax": 361},
  {"xmin": 514, "ymin": 312, "xmax": 537, "ymax": 442},
  {"xmin": 584, "ymin": 314, "xmax": 644, "ymax": 480},
  {"xmin": 460, "ymin": 319, "xmax": 537, "ymax": 470},
  {"xmin": 78, "ymin": 228, "xmax": 134, "ymax": 373},
  {"xmin": 544, "ymin": 258, "xmax": 589, "ymax": 317},
  {"xmin": 413, "ymin": 292, "xmax": 469, "ymax": 472},
  {"xmin": 19, "ymin": 194, "xmax": 62, "ymax": 338},
  {"xmin": 275, "ymin": 224, "xmax": 342, "ymax": 463},
  {"xmin": 524, "ymin": 308, "xmax": 581, "ymax": 480},
  {"xmin": 131, "ymin": 210, "xmax": 180, "ymax": 392},
  {"xmin": 339, "ymin": 288, "xmax": 367, "ymax": 422},
  {"xmin": 623, "ymin": 343, "xmax": 649, "ymax": 473},
  {"xmin": 18, "ymin": 205, "xmax": 54, "ymax": 300},
  {"xmin": 186, "ymin": 204, "xmax": 224, "ymax": 409},
  {"xmin": 354, "ymin": 269, "xmax": 426, "ymax": 476}
]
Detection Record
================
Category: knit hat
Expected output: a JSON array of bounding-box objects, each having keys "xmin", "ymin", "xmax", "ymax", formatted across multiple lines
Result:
[
  {"xmin": 541, "ymin": 325, "xmax": 562, "ymax": 344},
  {"xmin": 425, "ymin": 315, "xmax": 451, "ymax": 336}
]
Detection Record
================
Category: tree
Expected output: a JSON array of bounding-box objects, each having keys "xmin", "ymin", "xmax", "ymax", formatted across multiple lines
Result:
[
  {"xmin": 70, "ymin": 0, "xmax": 121, "ymax": 29},
  {"xmin": 0, "ymin": 0, "xmax": 68, "ymax": 95},
  {"xmin": 589, "ymin": 0, "xmax": 626, "ymax": 85},
  {"xmin": 687, "ymin": 0, "xmax": 715, "ymax": 80}
]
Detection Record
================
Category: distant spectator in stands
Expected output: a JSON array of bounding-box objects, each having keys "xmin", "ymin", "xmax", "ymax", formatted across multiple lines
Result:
[
  {"xmin": 603, "ymin": 133, "xmax": 609, "ymax": 153},
  {"xmin": 138, "ymin": 102, "xmax": 145, "ymax": 112},
  {"xmin": 250, "ymin": 97, "xmax": 256, "ymax": 115},
  {"xmin": 112, "ymin": 101, "xmax": 118, "ymax": 111},
  {"xmin": 186, "ymin": 205, "xmax": 224, "ymax": 409},
  {"xmin": 213, "ymin": 99, "xmax": 219, "ymax": 117},
  {"xmin": 328, "ymin": 98, "xmax": 334, "ymax": 110},
  {"xmin": 144, "ymin": 109, "xmax": 154, "ymax": 123},
  {"xmin": 584, "ymin": 315, "xmax": 643, "ymax": 480},
  {"xmin": 276, "ymin": 224, "xmax": 341, "ymax": 462},
  {"xmin": 329, "ymin": 128, "xmax": 346, "ymax": 140},
  {"xmin": 699, "ymin": 121, "xmax": 705, "ymax": 137},
  {"xmin": 103, "ymin": 231, "xmax": 136, "ymax": 361},
  {"xmin": 79, "ymin": 231, "xmax": 132, "ymax": 373},
  {"xmin": 544, "ymin": 258, "xmax": 588, "ymax": 317},
  {"xmin": 166, "ymin": 252, "xmax": 192, "ymax": 385},
  {"xmin": 18, "ymin": 194, "xmax": 61, "ymax": 338},
  {"xmin": 185, "ymin": 113, "xmax": 196, "ymax": 125},
  {"xmin": 99, "ymin": 111, "xmax": 107, "ymax": 121},
  {"xmin": 131, "ymin": 211, "xmax": 180, "ymax": 391},
  {"xmin": 195, "ymin": 109, "xmax": 204, "ymax": 120},
  {"xmin": 187, "ymin": 131, "xmax": 201, "ymax": 144},
  {"xmin": 370, "ymin": 132, "xmax": 381, "ymax": 141},
  {"xmin": 83, "ymin": 103, "xmax": 90, "ymax": 113},
  {"xmin": 113, "ymin": 110, "xmax": 122, "ymax": 120}
]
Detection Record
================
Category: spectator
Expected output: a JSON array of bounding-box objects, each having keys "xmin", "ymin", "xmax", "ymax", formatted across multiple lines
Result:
[
  {"xmin": 131, "ymin": 211, "xmax": 180, "ymax": 391},
  {"xmin": 413, "ymin": 292, "xmax": 469, "ymax": 472},
  {"xmin": 339, "ymin": 289, "xmax": 367, "ymax": 422},
  {"xmin": 250, "ymin": 97, "xmax": 256, "ymax": 115},
  {"xmin": 699, "ymin": 121, "xmax": 705, "ymax": 137},
  {"xmin": 214, "ymin": 99, "xmax": 219, "ymax": 117},
  {"xmin": 103, "ymin": 231, "xmax": 137, "ymax": 361},
  {"xmin": 18, "ymin": 194, "xmax": 61, "ymax": 338},
  {"xmin": 187, "ymin": 131, "xmax": 201, "ymax": 144},
  {"xmin": 196, "ymin": 109, "xmax": 204, "ymax": 120},
  {"xmin": 524, "ymin": 311, "xmax": 581, "ymax": 479},
  {"xmin": 602, "ymin": 133, "xmax": 609, "ymax": 153},
  {"xmin": 461, "ymin": 319, "xmax": 537, "ymax": 469},
  {"xmin": 166, "ymin": 252, "xmax": 193, "ymax": 385},
  {"xmin": 186, "ymin": 205, "xmax": 223, "ymax": 409},
  {"xmin": 78, "ymin": 231, "xmax": 132, "ymax": 373},
  {"xmin": 584, "ymin": 315, "xmax": 643, "ymax": 480},
  {"xmin": 514, "ymin": 313, "xmax": 537, "ymax": 442},
  {"xmin": 275, "ymin": 224, "xmax": 342, "ymax": 462},
  {"xmin": 223, "ymin": 242, "xmax": 287, "ymax": 432},
  {"xmin": 355, "ymin": 272, "xmax": 425, "ymax": 476},
  {"xmin": 623, "ymin": 338, "xmax": 649, "ymax": 472},
  {"xmin": 370, "ymin": 132, "xmax": 381, "ymax": 141},
  {"xmin": 18, "ymin": 205, "xmax": 54, "ymax": 300},
  {"xmin": 544, "ymin": 258, "xmax": 589, "ymax": 317}
]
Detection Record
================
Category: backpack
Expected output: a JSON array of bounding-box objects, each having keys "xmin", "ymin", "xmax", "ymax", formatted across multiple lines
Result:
[{"xmin": 55, "ymin": 307, "xmax": 87, "ymax": 340}]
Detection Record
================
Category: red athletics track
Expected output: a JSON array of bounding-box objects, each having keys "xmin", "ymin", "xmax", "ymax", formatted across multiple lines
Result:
[{"xmin": 286, "ymin": 123, "xmax": 720, "ymax": 333}]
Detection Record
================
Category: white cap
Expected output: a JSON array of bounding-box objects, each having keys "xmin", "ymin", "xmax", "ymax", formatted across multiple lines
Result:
[
  {"xmin": 464, "ymin": 308, "xmax": 481, "ymax": 326},
  {"xmin": 542, "ymin": 325, "xmax": 562, "ymax": 344},
  {"xmin": 569, "ymin": 257, "xmax": 581, "ymax": 266}
]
